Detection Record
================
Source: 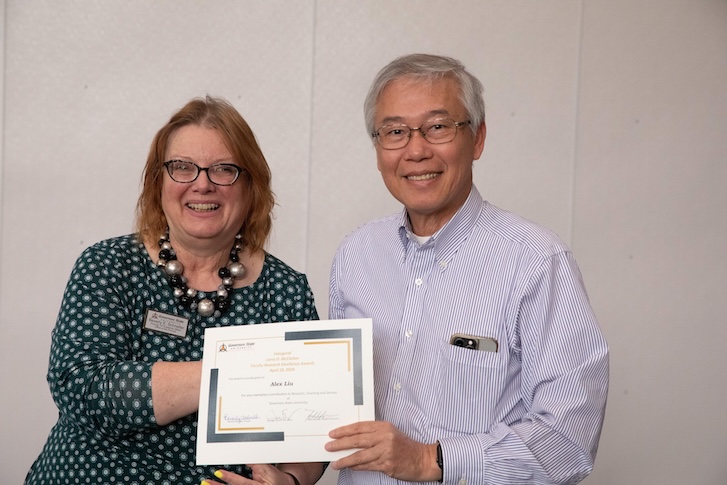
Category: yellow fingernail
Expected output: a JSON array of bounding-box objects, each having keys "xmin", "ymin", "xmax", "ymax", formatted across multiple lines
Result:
[
  {"xmin": 214, "ymin": 470, "xmax": 224, "ymax": 479},
  {"xmin": 201, "ymin": 481, "xmax": 210, "ymax": 485}
]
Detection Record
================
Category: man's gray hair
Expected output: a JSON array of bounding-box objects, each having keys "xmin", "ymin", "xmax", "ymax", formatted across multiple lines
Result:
[{"xmin": 364, "ymin": 53, "xmax": 485, "ymax": 139}]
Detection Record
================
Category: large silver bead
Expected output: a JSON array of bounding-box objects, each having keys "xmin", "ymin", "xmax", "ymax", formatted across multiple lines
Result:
[
  {"xmin": 217, "ymin": 288, "xmax": 229, "ymax": 299},
  {"xmin": 161, "ymin": 241, "xmax": 173, "ymax": 250},
  {"xmin": 165, "ymin": 259, "xmax": 184, "ymax": 275},
  {"xmin": 186, "ymin": 288, "xmax": 198, "ymax": 297},
  {"xmin": 229, "ymin": 262, "xmax": 246, "ymax": 279},
  {"xmin": 197, "ymin": 299, "xmax": 215, "ymax": 317}
]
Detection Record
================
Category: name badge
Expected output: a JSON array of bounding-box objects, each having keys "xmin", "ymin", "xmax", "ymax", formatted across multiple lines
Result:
[{"xmin": 143, "ymin": 310, "xmax": 189, "ymax": 338}]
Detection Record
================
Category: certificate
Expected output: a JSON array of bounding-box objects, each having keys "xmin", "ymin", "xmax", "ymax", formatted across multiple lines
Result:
[{"xmin": 196, "ymin": 318, "xmax": 374, "ymax": 465}]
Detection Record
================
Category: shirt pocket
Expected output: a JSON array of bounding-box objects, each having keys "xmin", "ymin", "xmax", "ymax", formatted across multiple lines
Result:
[{"xmin": 430, "ymin": 340, "xmax": 507, "ymax": 434}]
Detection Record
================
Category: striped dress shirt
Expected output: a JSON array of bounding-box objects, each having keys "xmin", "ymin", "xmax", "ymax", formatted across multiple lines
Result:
[{"xmin": 329, "ymin": 186, "xmax": 609, "ymax": 485}]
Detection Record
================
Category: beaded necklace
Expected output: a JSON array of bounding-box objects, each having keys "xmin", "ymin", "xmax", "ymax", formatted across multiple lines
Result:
[{"xmin": 157, "ymin": 230, "xmax": 246, "ymax": 317}]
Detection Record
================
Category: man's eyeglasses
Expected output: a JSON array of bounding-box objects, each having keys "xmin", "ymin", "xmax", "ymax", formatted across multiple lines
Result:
[
  {"xmin": 372, "ymin": 118, "xmax": 471, "ymax": 150},
  {"xmin": 163, "ymin": 160, "xmax": 242, "ymax": 186}
]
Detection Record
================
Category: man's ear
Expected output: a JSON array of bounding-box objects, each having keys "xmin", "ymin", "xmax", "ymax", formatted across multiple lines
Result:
[{"xmin": 473, "ymin": 121, "xmax": 486, "ymax": 160}]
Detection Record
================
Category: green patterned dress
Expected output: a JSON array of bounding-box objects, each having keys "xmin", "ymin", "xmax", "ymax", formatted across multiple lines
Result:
[{"xmin": 25, "ymin": 234, "xmax": 319, "ymax": 485}]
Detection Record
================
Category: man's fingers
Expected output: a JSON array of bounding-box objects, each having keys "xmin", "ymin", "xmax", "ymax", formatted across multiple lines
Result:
[
  {"xmin": 328, "ymin": 420, "xmax": 380, "ymax": 439},
  {"xmin": 330, "ymin": 449, "xmax": 376, "ymax": 471}
]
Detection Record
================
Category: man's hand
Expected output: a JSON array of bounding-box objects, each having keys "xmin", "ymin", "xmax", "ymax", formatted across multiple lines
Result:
[{"xmin": 325, "ymin": 421, "xmax": 441, "ymax": 482}]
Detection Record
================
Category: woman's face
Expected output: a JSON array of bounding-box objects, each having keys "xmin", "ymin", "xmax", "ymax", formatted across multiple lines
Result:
[{"xmin": 161, "ymin": 124, "xmax": 248, "ymax": 250}]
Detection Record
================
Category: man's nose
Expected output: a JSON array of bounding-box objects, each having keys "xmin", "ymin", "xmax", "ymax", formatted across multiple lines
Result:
[{"xmin": 403, "ymin": 128, "xmax": 430, "ymax": 159}]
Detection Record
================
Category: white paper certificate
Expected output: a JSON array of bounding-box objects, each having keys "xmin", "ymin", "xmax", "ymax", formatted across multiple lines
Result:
[{"xmin": 196, "ymin": 318, "xmax": 374, "ymax": 465}]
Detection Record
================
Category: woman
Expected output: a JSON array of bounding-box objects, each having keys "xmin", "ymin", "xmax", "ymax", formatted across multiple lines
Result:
[{"xmin": 25, "ymin": 96, "xmax": 325, "ymax": 485}]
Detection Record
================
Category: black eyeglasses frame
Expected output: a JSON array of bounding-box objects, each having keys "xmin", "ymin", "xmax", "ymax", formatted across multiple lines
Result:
[{"xmin": 163, "ymin": 160, "xmax": 243, "ymax": 186}]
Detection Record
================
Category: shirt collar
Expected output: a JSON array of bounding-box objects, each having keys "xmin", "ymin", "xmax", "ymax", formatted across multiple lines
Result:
[{"xmin": 397, "ymin": 185, "xmax": 483, "ymax": 264}]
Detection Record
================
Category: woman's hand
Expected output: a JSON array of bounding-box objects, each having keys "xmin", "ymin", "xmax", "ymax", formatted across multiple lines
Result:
[
  {"xmin": 201, "ymin": 464, "xmax": 315, "ymax": 485},
  {"xmin": 201, "ymin": 466, "xmax": 287, "ymax": 485}
]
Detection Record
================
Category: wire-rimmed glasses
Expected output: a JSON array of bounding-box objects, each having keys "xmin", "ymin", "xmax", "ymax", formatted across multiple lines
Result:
[{"xmin": 372, "ymin": 118, "xmax": 471, "ymax": 150}]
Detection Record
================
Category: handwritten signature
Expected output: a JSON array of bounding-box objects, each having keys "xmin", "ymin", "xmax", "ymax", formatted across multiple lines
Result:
[
  {"xmin": 266, "ymin": 409, "xmax": 340, "ymax": 422},
  {"xmin": 223, "ymin": 413, "xmax": 260, "ymax": 423},
  {"xmin": 304, "ymin": 410, "xmax": 339, "ymax": 421}
]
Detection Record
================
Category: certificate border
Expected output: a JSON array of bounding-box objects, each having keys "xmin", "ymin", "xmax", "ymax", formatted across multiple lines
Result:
[
  {"xmin": 285, "ymin": 329, "xmax": 364, "ymax": 405},
  {"xmin": 206, "ymin": 328, "xmax": 363, "ymax": 443}
]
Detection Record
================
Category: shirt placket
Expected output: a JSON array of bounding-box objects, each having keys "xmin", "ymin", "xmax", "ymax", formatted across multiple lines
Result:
[{"xmin": 384, "ymin": 239, "xmax": 436, "ymax": 435}]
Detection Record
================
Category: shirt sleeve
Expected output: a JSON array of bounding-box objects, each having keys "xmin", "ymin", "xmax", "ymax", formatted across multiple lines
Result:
[
  {"xmin": 46, "ymin": 244, "xmax": 157, "ymax": 438},
  {"xmin": 442, "ymin": 251, "xmax": 609, "ymax": 484},
  {"xmin": 328, "ymin": 249, "xmax": 346, "ymax": 320}
]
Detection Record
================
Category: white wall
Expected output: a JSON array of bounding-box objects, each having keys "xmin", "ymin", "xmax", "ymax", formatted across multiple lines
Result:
[
  {"xmin": 1, "ymin": 1, "xmax": 725, "ymax": 484},
  {"xmin": 575, "ymin": 1, "xmax": 727, "ymax": 483}
]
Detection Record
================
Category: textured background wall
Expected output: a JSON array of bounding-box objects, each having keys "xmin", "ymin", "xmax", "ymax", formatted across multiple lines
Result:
[{"xmin": 1, "ymin": 1, "xmax": 725, "ymax": 483}]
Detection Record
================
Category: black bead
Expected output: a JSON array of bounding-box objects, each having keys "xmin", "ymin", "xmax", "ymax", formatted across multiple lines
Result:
[
  {"xmin": 179, "ymin": 295, "xmax": 194, "ymax": 309},
  {"xmin": 217, "ymin": 298, "xmax": 230, "ymax": 312},
  {"xmin": 159, "ymin": 249, "xmax": 174, "ymax": 261},
  {"xmin": 218, "ymin": 267, "xmax": 231, "ymax": 278},
  {"xmin": 169, "ymin": 275, "xmax": 186, "ymax": 288},
  {"xmin": 230, "ymin": 251, "xmax": 239, "ymax": 262}
]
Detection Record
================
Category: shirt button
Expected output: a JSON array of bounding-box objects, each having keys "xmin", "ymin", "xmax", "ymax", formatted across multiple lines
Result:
[
  {"xmin": 405, "ymin": 329, "xmax": 413, "ymax": 339},
  {"xmin": 415, "ymin": 278, "xmax": 423, "ymax": 286},
  {"xmin": 439, "ymin": 260, "xmax": 448, "ymax": 269},
  {"xmin": 458, "ymin": 479, "xmax": 467, "ymax": 485},
  {"xmin": 394, "ymin": 383, "xmax": 402, "ymax": 392}
]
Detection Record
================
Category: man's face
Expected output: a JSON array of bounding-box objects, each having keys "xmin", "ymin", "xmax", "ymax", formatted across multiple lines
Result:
[{"xmin": 374, "ymin": 76, "xmax": 485, "ymax": 236}]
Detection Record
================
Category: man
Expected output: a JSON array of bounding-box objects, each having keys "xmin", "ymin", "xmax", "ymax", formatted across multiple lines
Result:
[{"xmin": 325, "ymin": 54, "xmax": 609, "ymax": 484}]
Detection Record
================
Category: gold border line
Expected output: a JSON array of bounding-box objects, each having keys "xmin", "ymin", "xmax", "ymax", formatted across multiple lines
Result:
[{"xmin": 304, "ymin": 339, "xmax": 352, "ymax": 371}]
